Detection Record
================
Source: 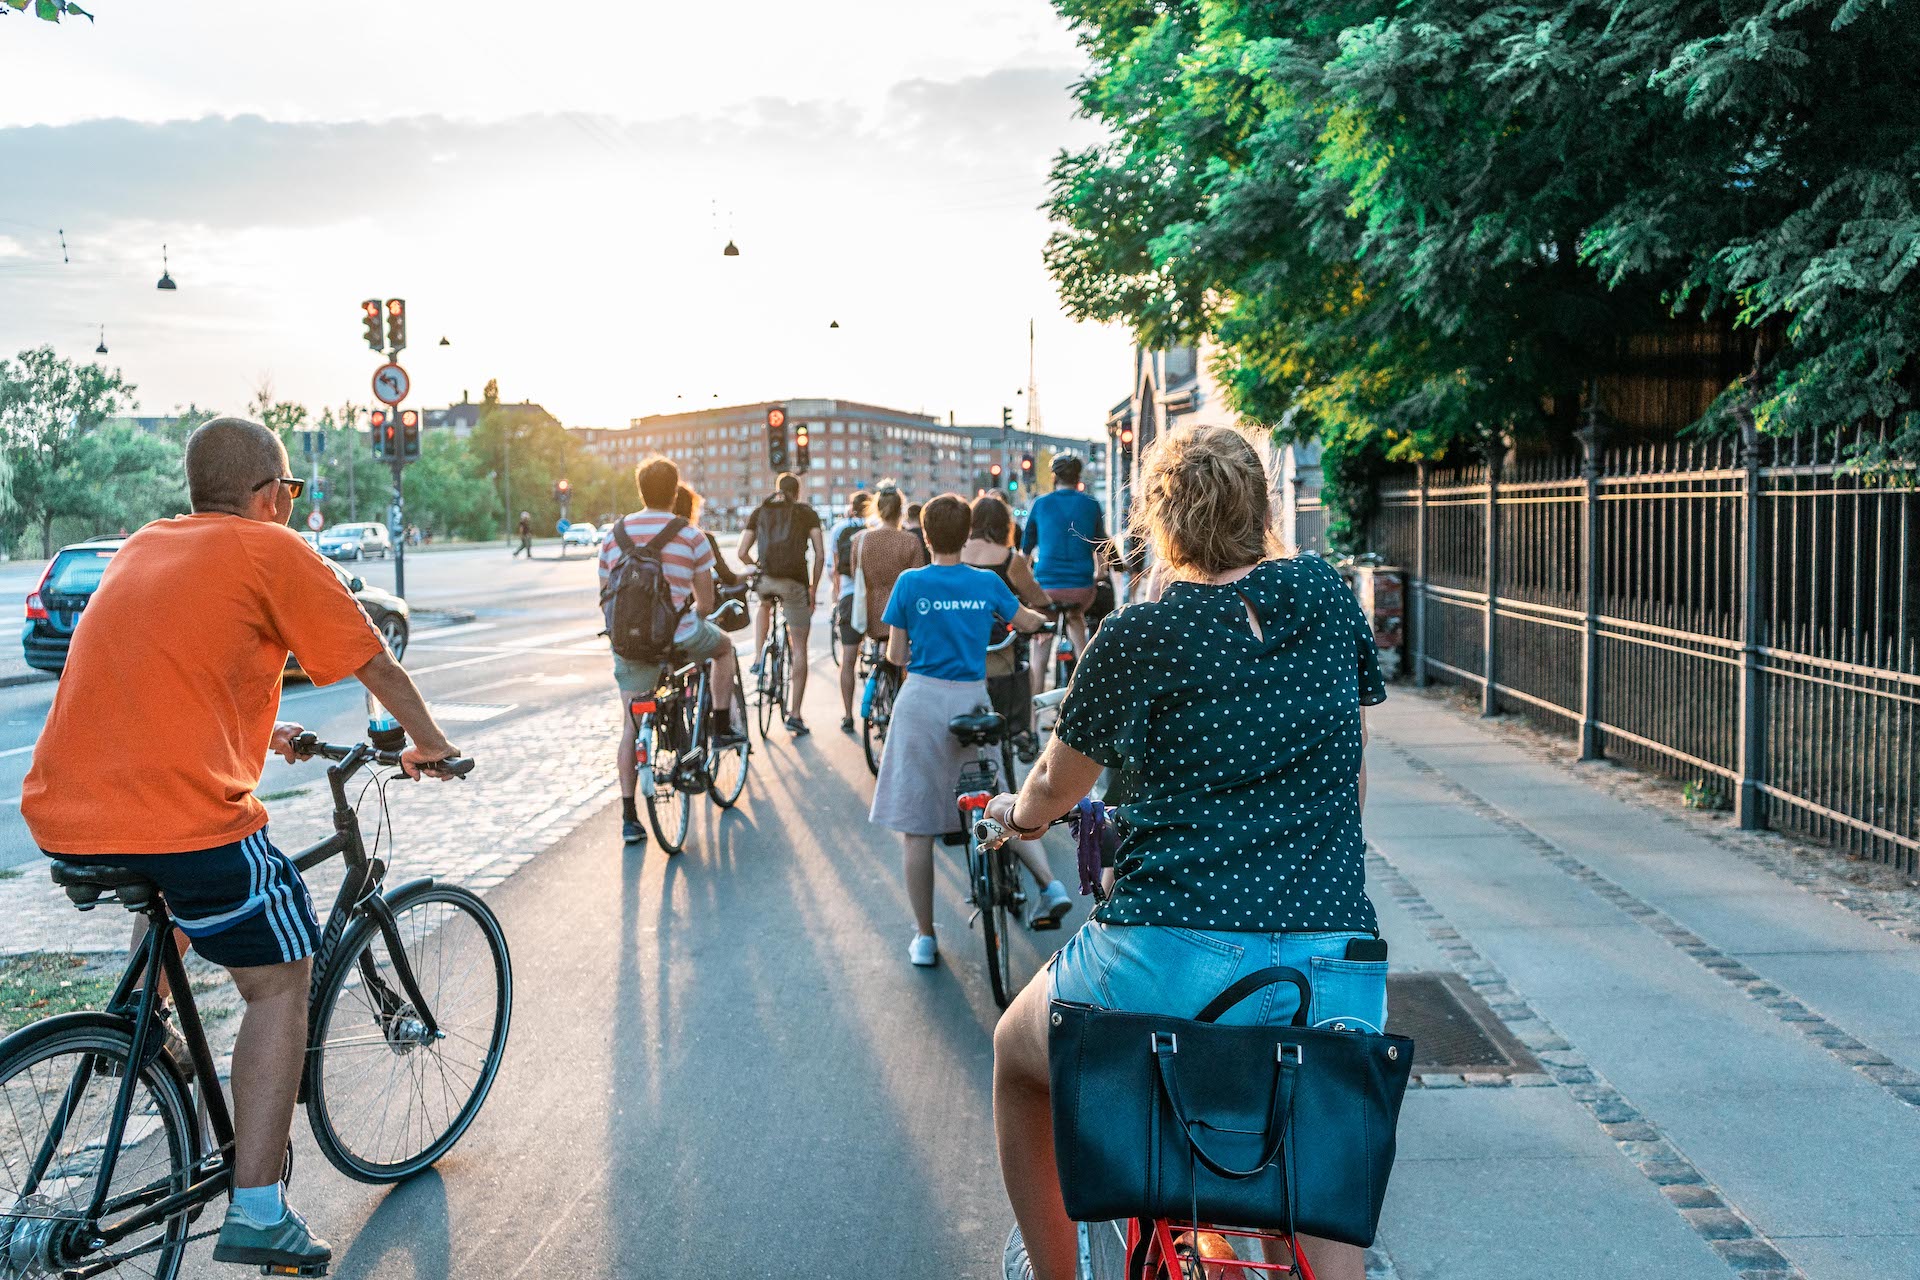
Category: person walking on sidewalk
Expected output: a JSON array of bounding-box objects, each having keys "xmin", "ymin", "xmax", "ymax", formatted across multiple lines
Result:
[
  {"xmin": 602, "ymin": 457, "xmax": 743, "ymax": 845},
  {"xmin": 868, "ymin": 494, "xmax": 1059, "ymax": 968},
  {"xmin": 21, "ymin": 417, "xmax": 463, "ymax": 1275},
  {"xmin": 738, "ymin": 473, "xmax": 824, "ymax": 736},
  {"xmin": 513, "ymin": 510, "xmax": 533, "ymax": 558},
  {"xmin": 986, "ymin": 427, "xmax": 1389, "ymax": 1280}
]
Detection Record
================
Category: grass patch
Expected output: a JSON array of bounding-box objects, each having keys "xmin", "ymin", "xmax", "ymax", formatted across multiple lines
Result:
[
  {"xmin": 256, "ymin": 787, "xmax": 310, "ymax": 802},
  {"xmin": 0, "ymin": 953, "xmax": 121, "ymax": 1034}
]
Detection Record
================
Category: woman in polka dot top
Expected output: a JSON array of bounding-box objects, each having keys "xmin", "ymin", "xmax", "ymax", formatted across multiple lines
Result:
[{"xmin": 989, "ymin": 426, "xmax": 1388, "ymax": 1280}]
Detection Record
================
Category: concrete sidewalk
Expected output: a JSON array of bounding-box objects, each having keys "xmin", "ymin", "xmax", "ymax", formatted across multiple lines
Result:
[{"xmin": 1365, "ymin": 693, "xmax": 1920, "ymax": 1280}]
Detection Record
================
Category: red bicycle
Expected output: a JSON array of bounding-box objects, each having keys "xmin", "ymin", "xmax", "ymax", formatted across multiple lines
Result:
[{"xmin": 1010, "ymin": 1217, "xmax": 1316, "ymax": 1279}]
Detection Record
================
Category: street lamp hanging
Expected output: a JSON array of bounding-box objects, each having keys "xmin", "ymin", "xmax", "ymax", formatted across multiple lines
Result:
[
  {"xmin": 439, "ymin": 336, "xmax": 451, "ymax": 346},
  {"xmin": 722, "ymin": 239, "xmax": 739, "ymax": 257},
  {"xmin": 94, "ymin": 326, "xmax": 107, "ymax": 355},
  {"xmin": 156, "ymin": 245, "xmax": 176, "ymax": 291}
]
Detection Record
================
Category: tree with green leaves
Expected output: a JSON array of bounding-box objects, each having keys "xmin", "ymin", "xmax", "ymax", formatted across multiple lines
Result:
[
  {"xmin": 2, "ymin": 0, "xmax": 94, "ymax": 23},
  {"xmin": 0, "ymin": 346, "xmax": 148, "ymax": 556},
  {"xmin": 1045, "ymin": 0, "xmax": 1920, "ymax": 541}
]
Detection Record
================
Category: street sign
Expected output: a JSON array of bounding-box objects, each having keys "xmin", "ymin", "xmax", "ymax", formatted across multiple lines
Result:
[
  {"xmin": 307, "ymin": 510, "xmax": 325, "ymax": 532},
  {"xmin": 372, "ymin": 362, "xmax": 410, "ymax": 406},
  {"xmin": 556, "ymin": 518, "xmax": 571, "ymax": 534}
]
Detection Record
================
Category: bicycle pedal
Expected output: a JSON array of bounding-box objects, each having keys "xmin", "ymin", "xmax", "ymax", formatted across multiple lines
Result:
[{"xmin": 260, "ymin": 1266, "xmax": 327, "ymax": 1278}]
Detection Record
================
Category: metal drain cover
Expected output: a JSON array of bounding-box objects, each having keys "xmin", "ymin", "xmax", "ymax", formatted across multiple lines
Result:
[{"xmin": 1387, "ymin": 973, "xmax": 1540, "ymax": 1075}]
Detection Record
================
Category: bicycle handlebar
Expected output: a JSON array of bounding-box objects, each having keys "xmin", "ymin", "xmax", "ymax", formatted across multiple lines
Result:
[
  {"xmin": 288, "ymin": 732, "xmax": 476, "ymax": 780},
  {"xmin": 973, "ymin": 811, "xmax": 1075, "ymax": 850}
]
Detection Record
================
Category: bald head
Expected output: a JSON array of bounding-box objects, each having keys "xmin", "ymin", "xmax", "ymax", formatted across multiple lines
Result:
[{"xmin": 186, "ymin": 417, "xmax": 288, "ymax": 513}]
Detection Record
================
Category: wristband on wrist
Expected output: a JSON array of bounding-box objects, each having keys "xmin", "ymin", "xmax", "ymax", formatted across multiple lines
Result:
[{"xmin": 1006, "ymin": 798, "xmax": 1046, "ymax": 839}]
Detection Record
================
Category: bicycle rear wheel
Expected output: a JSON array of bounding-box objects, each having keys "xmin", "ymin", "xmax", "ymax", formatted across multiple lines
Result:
[
  {"xmin": 862, "ymin": 664, "xmax": 896, "ymax": 776},
  {"xmin": 756, "ymin": 619, "xmax": 785, "ymax": 743},
  {"xmin": 708, "ymin": 669, "xmax": 751, "ymax": 809},
  {"xmin": 646, "ymin": 690, "xmax": 695, "ymax": 853},
  {"xmin": 0, "ymin": 1017, "xmax": 194, "ymax": 1280},
  {"xmin": 307, "ymin": 883, "xmax": 512, "ymax": 1183}
]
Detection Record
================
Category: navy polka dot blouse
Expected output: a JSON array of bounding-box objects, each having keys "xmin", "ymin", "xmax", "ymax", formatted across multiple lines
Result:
[{"xmin": 1054, "ymin": 554, "xmax": 1388, "ymax": 932}]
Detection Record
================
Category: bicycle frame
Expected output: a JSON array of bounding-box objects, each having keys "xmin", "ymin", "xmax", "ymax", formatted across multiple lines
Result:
[
  {"xmin": 26, "ymin": 744, "xmax": 446, "ymax": 1270},
  {"xmin": 1127, "ymin": 1218, "xmax": 1316, "ymax": 1279},
  {"xmin": 631, "ymin": 657, "xmax": 711, "ymax": 796}
]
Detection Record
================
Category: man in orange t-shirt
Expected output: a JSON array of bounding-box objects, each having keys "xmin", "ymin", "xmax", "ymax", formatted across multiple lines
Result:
[{"xmin": 23, "ymin": 417, "xmax": 460, "ymax": 1271}]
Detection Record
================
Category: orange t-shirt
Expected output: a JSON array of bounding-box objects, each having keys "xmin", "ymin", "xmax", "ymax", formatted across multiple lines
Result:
[{"xmin": 23, "ymin": 514, "xmax": 387, "ymax": 856}]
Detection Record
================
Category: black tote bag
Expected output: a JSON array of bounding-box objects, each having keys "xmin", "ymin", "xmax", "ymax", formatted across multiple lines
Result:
[{"xmin": 1048, "ymin": 965, "xmax": 1414, "ymax": 1246}]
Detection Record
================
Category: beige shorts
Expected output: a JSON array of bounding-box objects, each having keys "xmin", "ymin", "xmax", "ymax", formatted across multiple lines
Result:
[{"xmin": 754, "ymin": 575, "xmax": 813, "ymax": 636}]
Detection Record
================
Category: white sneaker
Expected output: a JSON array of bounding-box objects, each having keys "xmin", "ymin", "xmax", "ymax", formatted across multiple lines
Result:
[
  {"xmin": 908, "ymin": 933, "xmax": 939, "ymax": 967},
  {"xmin": 1029, "ymin": 880, "xmax": 1073, "ymax": 931}
]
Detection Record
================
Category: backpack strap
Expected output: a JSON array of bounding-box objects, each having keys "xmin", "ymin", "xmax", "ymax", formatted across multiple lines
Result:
[
  {"xmin": 643, "ymin": 517, "xmax": 688, "ymax": 557},
  {"xmin": 610, "ymin": 519, "xmax": 639, "ymax": 557}
]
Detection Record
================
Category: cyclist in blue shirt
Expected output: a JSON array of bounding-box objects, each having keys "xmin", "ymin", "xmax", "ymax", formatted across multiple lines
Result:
[
  {"xmin": 868, "ymin": 495, "xmax": 1065, "ymax": 967},
  {"xmin": 1019, "ymin": 453, "xmax": 1111, "ymax": 692}
]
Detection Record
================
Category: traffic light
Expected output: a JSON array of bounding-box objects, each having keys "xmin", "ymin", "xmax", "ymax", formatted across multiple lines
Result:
[
  {"xmin": 765, "ymin": 405, "xmax": 790, "ymax": 471},
  {"xmin": 989, "ymin": 462, "xmax": 1003, "ymax": 481},
  {"xmin": 1006, "ymin": 480, "xmax": 1019, "ymax": 495},
  {"xmin": 399, "ymin": 408, "xmax": 421, "ymax": 460},
  {"xmin": 1002, "ymin": 406, "xmax": 1012, "ymax": 430},
  {"xmin": 794, "ymin": 422, "xmax": 811, "ymax": 472},
  {"xmin": 1119, "ymin": 426, "xmax": 1135, "ymax": 448},
  {"xmin": 1020, "ymin": 452, "xmax": 1034, "ymax": 488},
  {"xmin": 370, "ymin": 409, "xmax": 391, "ymax": 458},
  {"xmin": 554, "ymin": 478, "xmax": 572, "ymax": 502},
  {"xmin": 384, "ymin": 299, "xmax": 407, "ymax": 353},
  {"xmin": 361, "ymin": 299, "xmax": 384, "ymax": 351}
]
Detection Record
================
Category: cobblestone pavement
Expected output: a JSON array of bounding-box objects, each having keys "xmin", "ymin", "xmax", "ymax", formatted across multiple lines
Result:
[{"xmin": 0, "ymin": 689, "xmax": 620, "ymax": 956}]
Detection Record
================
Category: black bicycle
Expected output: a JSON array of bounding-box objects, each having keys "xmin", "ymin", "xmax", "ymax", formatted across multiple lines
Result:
[
  {"xmin": 857, "ymin": 637, "xmax": 899, "ymax": 777},
  {"xmin": 750, "ymin": 580, "xmax": 793, "ymax": 742},
  {"xmin": 0, "ymin": 736, "xmax": 509, "ymax": 1279},
  {"xmin": 632, "ymin": 603, "xmax": 753, "ymax": 854}
]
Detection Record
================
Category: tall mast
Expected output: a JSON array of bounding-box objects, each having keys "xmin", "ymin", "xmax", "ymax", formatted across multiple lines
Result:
[{"xmin": 1026, "ymin": 318, "xmax": 1043, "ymax": 437}]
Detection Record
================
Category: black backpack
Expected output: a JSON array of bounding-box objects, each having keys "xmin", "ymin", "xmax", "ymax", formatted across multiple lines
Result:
[
  {"xmin": 601, "ymin": 517, "xmax": 689, "ymax": 663},
  {"xmin": 755, "ymin": 500, "xmax": 811, "ymax": 581}
]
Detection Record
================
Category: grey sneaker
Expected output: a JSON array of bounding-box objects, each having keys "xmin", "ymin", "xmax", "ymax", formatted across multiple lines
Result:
[
  {"xmin": 211, "ymin": 1202, "xmax": 332, "ymax": 1272},
  {"xmin": 1003, "ymin": 1225, "xmax": 1035, "ymax": 1280},
  {"xmin": 1028, "ymin": 880, "xmax": 1073, "ymax": 931}
]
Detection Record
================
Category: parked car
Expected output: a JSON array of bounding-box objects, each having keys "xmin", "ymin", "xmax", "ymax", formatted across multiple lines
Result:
[
  {"xmin": 561, "ymin": 521, "xmax": 600, "ymax": 548},
  {"xmin": 317, "ymin": 522, "xmax": 392, "ymax": 561},
  {"xmin": 20, "ymin": 536, "xmax": 409, "ymax": 677}
]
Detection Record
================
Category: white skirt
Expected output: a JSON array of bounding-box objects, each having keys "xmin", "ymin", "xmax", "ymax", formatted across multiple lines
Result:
[{"xmin": 868, "ymin": 674, "xmax": 991, "ymax": 836}]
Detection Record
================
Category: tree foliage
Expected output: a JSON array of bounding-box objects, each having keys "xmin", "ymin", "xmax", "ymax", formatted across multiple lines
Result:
[
  {"xmin": 0, "ymin": 346, "xmax": 156, "ymax": 556},
  {"xmin": 1046, "ymin": 0, "xmax": 1920, "ymax": 538}
]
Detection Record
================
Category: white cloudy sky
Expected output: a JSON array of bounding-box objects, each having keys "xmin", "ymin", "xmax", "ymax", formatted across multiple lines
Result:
[{"xmin": 0, "ymin": 1, "xmax": 1131, "ymax": 435}]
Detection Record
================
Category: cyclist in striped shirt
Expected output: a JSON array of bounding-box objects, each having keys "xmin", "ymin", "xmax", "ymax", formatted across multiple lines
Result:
[{"xmin": 599, "ymin": 455, "xmax": 743, "ymax": 845}]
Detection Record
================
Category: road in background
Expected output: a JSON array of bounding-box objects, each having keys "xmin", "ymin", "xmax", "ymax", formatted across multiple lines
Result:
[{"xmin": 0, "ymin": 539, "xmax": 786, "ymax": 867}]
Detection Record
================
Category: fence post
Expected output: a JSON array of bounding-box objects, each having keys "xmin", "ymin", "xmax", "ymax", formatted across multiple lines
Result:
[
  {"xmin": 1577, "ymin": 400, "xmax": 1604, "ymax": 760},
  {"xmin": 1481, "ymin": 435, "xmax": 1503, "ymax": 717},
  {"xmin": 1735, "ymin": 414, "xmax": 1767, "ymax": 828},
  {"xmin": 1413, "ymin": 460, "xmax": 1430, "ymax": 688}
]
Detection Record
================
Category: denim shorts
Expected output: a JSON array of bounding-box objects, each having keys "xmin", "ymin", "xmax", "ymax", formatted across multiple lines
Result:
[
  {"xmin": 1047, "ymin": 920, "xmax": 1389, "ymax": 1033},
  {"xmin": 51, "ymin": 827, "xmax": 320, "ymax": 970}
]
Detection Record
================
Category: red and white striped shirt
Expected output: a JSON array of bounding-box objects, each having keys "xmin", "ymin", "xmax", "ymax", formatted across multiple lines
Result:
[{"xmin": 596, "ymin": 510, "xmax": 716, "ymax": 643}]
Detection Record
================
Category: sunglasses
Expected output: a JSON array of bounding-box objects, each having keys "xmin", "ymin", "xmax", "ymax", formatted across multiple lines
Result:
[{"xmin": 252, "ymin": 476, "xmax": 307, "ymax": 499}]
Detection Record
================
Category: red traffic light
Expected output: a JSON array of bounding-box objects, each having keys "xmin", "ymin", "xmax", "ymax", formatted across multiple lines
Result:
[
  {"xmin": 1120, "ymin": 427, "xmax": 1135, "ymax": 446},
  {"xmin": 766, "ymin": 406, "xmax": 787, "ymax": 430},
  {"xmin": 989, "ymin": 463, "xmax": 1002, "ymax": 478},
  {"xmin": 370, "ymin": 409, "xmax": 388, "ymax": 428},
  {"xmin": 399, "ymin": 409, "xmax": 418, "ymax": 428},
  {"xmin": 557, "ymin": 478, "xmax": 571, "ymax": 494}
]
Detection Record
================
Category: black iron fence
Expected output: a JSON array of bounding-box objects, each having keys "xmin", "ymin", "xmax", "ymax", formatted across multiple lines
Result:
[{"xmin": 1342, "ymin": 425, "xmax": 1918, "ymax": 872}]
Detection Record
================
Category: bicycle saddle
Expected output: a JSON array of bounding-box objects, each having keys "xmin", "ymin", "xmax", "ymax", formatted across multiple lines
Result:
[
  {"xmin": 48, "ymin": 860, "xmax": 158, "ymax": 911},
  {"xmin": 948, "ymin": 710, "xmax": 1007, "ymax": 746}
]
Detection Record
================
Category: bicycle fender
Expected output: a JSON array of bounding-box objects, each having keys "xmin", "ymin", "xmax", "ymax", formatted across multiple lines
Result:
[{"xmin": 381, "ymin": 876, "xmax": 437, "ymax": 907}]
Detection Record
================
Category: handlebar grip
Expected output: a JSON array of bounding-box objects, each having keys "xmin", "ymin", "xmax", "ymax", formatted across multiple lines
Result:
[
  {"xmin": 973, "ymin": 817, "xmax": 1010, "ymax": 848},
  {"xmin": 421, "ymin": 756, "xmax": 476, "ymax": 779}
]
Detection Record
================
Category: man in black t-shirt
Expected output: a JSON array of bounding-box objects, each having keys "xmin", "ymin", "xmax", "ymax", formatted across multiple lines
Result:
[{"xmin": 738, "ymin": 473, "xmax": 825, "ymax": 735}]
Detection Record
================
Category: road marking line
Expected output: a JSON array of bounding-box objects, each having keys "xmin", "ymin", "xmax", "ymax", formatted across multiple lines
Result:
[
  {"xmin": 0, "ymin": 743, "xmax": 35, "ymax": 759},
  {"xmin": 1, "ymin": 795, "xmax": 18, "ymax": 808},
  {"xmin": 430, "ymin": 701, "xmax": 519, "ymax": 723},
  {"xmin": 412, "ymin": 620, "xmax": 499, "ymax": 640}
]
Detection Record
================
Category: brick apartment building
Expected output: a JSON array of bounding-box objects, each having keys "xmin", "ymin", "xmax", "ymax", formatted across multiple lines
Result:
[{"xmin": 573, "ymin": 398, "xmax": 1106, "ymax": 522}]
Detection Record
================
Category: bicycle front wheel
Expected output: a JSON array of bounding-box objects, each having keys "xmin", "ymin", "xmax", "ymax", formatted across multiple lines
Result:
[
  {"xmin": 0, "ymin": 1016, "xmax": 194, "ymax": 1280},
  {"xmin": 973, "ymin": 832, "xmax": 1013, "ymax": 1008},
  {"xmin": 708, "ymin": 669, "xmax": 751, "ymax": 809},
  {"xmin": 307, "ymin": 884, "xmax": 512, "ymax": 1183}
]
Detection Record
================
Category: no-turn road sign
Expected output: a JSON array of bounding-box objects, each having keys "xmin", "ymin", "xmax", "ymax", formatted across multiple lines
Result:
[
  {"xmin": 307, "ymin": 510, "xmax": 325, "ymax": 532},
  {"xmin": 372, "ymin": 363, "xmax": 411, "ymax": 406}
]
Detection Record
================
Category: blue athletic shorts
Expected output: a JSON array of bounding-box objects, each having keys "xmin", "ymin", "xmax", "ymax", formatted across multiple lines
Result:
[
  {"xmin": 51, "ymin": 828, "xmax": 321, "ymax": 969},
  {"xmin": 1047, "ymin": 921, "xmax": 1389, "ymax": 1033}
]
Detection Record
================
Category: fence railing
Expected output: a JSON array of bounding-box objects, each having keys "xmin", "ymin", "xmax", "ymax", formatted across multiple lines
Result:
[{"xmin": 1357, "ymin": 423, "xmax": 1918, "ymax": 873}]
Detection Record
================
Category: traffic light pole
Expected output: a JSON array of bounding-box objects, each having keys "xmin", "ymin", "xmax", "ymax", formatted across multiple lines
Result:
[{"xmin": 390, "ymin": 455, "xmax": 407, "ymax": 599}]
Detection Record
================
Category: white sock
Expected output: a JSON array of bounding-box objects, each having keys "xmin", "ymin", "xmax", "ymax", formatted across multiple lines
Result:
[{"xmin": 232, "ymin": 1182, "xmax": 285, "ymax": 1225}]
